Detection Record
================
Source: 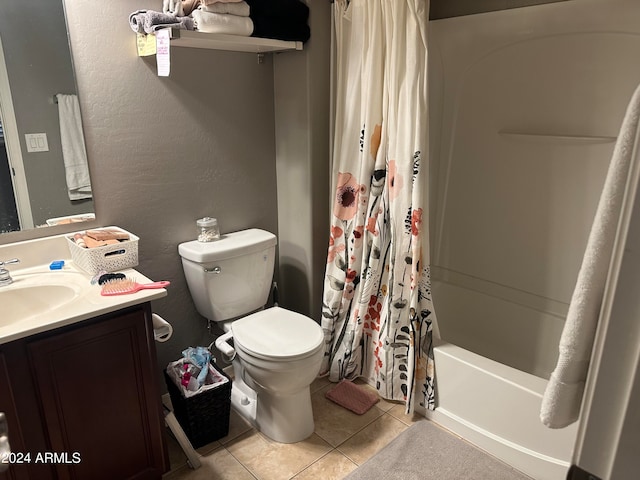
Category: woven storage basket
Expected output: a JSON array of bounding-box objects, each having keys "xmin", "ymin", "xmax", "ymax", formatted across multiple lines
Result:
[
  {"xmin": 164, "ymin": 363, "xmax": 232, "ymax": 449},
  {"xmin": 66, "ymin": 227, "xmax": 139, "ymax": 274}
]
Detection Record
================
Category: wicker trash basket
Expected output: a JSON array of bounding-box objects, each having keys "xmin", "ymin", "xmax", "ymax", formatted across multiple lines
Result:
[{"xmin": 164, "ymin": 361, "xmax": 232, "ymax": 449}]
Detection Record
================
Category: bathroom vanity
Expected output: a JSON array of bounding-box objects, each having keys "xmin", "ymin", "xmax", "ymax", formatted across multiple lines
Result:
[
  {"xmin": 0, "ymin": 234, "xmax": 169, "ymax": 480},
  {"xmin": 0, "ymin": 303, "xmax": 167, "ymax": 480}
]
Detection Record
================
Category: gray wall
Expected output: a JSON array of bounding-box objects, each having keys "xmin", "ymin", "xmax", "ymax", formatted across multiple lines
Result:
[
  {"xmin": 2, "ymin": 0, "xmax": 566, "ymax": 372},
  {"xmin": 274, "ymin": 1, "xmax": 331, "ymax": 320},
  {"xmin": 62, "ymin": 0, "xmax": 281, "ymax": 371},
  {"xmin": 0, "ymin": 0, "xmax": 93, "ymax": 225},
  {"xmin": 0, "ymin": 0, "xmax": 331, "ymax": 377}
]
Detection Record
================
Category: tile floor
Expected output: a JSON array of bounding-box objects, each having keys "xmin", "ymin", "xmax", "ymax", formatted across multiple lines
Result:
[{"xmin": 162, "ymin": 376, "xmax": 424, "ymax": 480}]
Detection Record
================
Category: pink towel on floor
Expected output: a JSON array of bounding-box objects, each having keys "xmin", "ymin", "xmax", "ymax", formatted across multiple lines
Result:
[{"xmin": 325, "ymin": 380, "xmax": 379, "ymax": 415}]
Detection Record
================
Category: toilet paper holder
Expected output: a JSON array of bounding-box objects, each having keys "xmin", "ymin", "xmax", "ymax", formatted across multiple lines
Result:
[{"xmin": 152, "ymin": 314, "xmax": 173, "ymax": 343}]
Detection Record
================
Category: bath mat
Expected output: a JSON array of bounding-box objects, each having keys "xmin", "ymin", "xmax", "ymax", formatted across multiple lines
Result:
[
  {"xmin": 325, "ymin": 379, "xmax": 379, "ymax": 415},
  {"xmin": 345, "ymin": 420, "xmax": 531, "ymax": 480}
]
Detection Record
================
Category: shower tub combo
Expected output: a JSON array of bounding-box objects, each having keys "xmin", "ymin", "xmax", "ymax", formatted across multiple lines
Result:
[
  {"xmin": 426, "ymin": 279, "xmax": 577, "ymax": 480},
  {"xmin": 423, "ymin": 1, "xmax": 640, "ymax": 479}
]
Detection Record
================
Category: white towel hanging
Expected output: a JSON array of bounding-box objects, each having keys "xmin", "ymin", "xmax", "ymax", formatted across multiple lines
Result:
[
  {"xmin": 540, "ymin": 83, "xmax": 640, "ymax": 428},
  {"xmin": 56, "ymin": 93, "xmax": 92, "ymax": 201}
]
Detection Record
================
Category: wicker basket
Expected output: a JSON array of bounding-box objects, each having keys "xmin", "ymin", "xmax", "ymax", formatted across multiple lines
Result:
[
  {"xmin": 164, "ymin": 362, "xmax": 232, "ymax": 449},
  {"xmin": 66, "ymin": 227, "xmax": 139, "ymax": 274}
]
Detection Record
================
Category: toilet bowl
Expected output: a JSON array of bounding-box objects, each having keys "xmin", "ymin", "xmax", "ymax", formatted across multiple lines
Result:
[
  {"xmin": 216, "ymin": 307, "xmax": 324, "ymax": 443},
  {"xmin": 178, "ymin": 229, "xmax": 324, "ymax": 443}
]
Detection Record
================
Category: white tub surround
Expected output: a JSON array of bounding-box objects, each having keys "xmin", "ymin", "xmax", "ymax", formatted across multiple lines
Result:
[{"xmin": 427, "ymin": 0, "xmax": 640, "ymax": 478}]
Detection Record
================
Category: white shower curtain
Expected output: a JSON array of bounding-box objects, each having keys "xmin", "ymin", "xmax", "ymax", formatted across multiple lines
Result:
[{"xmin": 321, "ymin": 0, "xmax": 435, "ymax": 412}]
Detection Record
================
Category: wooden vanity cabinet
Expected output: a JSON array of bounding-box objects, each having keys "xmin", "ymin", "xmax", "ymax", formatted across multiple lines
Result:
[
  {"xmin": 0, "ymin": 352, "xmax": 33, "ymax": 480},
  {"xmin": 0, "ymin": 303, "xmax": 168, "ymax": 480}
]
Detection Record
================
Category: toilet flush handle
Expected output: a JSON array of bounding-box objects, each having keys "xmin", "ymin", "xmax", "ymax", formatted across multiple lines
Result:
[{"xmin": 215, "ymin": 331, "xmax": 236, "ymax": 360}]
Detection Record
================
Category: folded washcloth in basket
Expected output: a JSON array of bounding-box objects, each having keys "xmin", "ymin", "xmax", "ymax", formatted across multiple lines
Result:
[{"xmin": 192, "ymin": 10, "xmax": 253, "ymax": 35}]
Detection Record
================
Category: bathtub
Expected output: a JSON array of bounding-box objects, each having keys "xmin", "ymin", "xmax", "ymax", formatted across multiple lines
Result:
[
  {"xmin": 423, "ymin": 281, "xmax": 578, "ymax": 480},
  {"xmin": 421, "ymin": 1, "xmax": 640, "ymax": 478}
]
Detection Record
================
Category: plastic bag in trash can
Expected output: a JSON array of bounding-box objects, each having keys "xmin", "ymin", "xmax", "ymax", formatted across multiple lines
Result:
[
  {"xmin": 182, "ymin": 346, "xmax": 211, "ymax": 387},
  {"xmin": 166, "ymin": 358, "xmax": 229, "ymax": 398}
]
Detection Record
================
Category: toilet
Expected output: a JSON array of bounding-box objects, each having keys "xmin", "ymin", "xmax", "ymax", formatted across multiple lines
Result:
[{"xmin": 178, "ymin": 229, "xmax": 324, "ymax": 443}]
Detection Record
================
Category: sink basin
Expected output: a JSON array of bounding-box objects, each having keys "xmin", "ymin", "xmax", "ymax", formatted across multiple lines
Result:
[
  {"xmin": 0, "ymin": 231, "xmax": 168, "ymax": 345},
  {"xmin": 0, "ymin": 270, "xmax": 90, "ymax": 328},
  {"xmin": 1, "ymin": 283, "xmax": 80, "ymax": 326}
]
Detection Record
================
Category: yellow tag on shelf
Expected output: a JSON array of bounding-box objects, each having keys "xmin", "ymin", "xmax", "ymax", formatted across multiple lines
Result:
[{"xmin": 136, "ymin": 33, "xmax": 157, "ymax": 57}]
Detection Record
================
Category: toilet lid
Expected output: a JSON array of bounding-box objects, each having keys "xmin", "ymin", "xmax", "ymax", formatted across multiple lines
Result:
[{"xmin": 232, "ymin": 307, "xmax": 324, "ymax": 360}]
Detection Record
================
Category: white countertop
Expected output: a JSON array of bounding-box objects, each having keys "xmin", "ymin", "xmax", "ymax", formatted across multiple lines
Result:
[{"xmin": 0, "ymin": 230, "xmax": 167, "ymax": 345}]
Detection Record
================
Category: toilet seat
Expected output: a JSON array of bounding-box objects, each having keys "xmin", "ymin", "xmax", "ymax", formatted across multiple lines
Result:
[{"xmin": 231, "ymin": 307, "xmax": 324, "ymax": 361}]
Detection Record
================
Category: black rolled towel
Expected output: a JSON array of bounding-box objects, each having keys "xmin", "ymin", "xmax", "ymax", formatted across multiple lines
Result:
[
  {"xmin": 251, "ymin": 18, "xmax": 310, "ymax": 43},
  {"xmin": 245, "ymin": 0, "xmax": 310, "ymax": 43},
  {"xmin": 246, "ymin": 0, "xmax": 309, "ymax": 22}
]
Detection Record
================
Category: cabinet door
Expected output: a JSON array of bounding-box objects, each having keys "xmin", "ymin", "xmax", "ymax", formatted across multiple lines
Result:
[
  {"xmin": 0, "ymin": 351, "xmax": 51, "ymax": 480},
  {"xmin": 28, "ymin": 306, "xmax": 167, "ymax": 480},
  {"xmin": 0, "ymin": 353, "xmax": 25, "ymax": 480}
]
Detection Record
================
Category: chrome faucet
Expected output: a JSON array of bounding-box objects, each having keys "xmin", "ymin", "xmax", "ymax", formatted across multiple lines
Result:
[{"xmin": 0, "ymin": 258, "xmax": 19, "ymax": 286}]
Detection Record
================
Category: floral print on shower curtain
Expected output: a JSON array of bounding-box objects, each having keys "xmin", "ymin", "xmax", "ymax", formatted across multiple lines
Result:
[{"xmin": 321, "ymin": 0, "xmax": 436, "ymax": 412}]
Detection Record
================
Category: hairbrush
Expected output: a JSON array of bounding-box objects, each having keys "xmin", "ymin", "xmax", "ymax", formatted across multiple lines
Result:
[{"xmin": 100, "ymin": 278, "xmax": 170, "ymax": 296}]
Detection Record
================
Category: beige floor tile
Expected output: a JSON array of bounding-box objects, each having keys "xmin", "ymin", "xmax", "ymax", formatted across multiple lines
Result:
[
  {"xmin": 219, "ymin": 409, "xmax": 255, "ymax": 445},
  {"xmin": 226, "ymin": 430, "xmax": 332, "ymax": 480},
  {"xmin": 312, "ymin": 384, "xmax": 385, "ymax": 447},
  {"xmin": 164, "ymin": 409, "xmax": 245, "ymax": 471},
  {"xmin": 195, "ymin": 439, "xmax": 222, "ymax": 456},
  {"xmin": 292, "ymin": 450, "xmax": 358, "ymax": 480},
  {"xmin": 387, "ymin": 403, "xmax": 426, "ymax": 426},
  {"xmin": 165, "ymin": 431, "xmax": 188, "ymax": 470},
  {"xmin": 310, "ymin": 375, "xmax": 332, "ymax": 393},
  {"xmin": 163, "ymin": 446, "xmax": 255, "ymax": 480},
  {"xmin": 338, "ymin": 414, "xmax": 408, "ymax": 465}
]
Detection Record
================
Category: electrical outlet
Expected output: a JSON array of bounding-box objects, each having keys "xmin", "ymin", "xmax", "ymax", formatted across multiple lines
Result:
[{"xmin": 24, "ymin": 133, "xmax": 49, "ymax": 152}]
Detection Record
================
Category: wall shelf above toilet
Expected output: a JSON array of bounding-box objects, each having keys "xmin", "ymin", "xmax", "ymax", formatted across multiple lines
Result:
[{"xmin": 168, "ymin": 28, "xmax": 303, "ymax": 53}]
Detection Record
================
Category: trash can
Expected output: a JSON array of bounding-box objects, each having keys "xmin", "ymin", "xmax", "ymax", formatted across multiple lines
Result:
[{"xmin": 164, "ymin": 359, "xmax": 232, "ymax": 449}]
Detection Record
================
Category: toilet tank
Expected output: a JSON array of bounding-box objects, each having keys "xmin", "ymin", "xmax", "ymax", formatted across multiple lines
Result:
[{"xmin": 178, "ymin": 229, "xmax": 277, "ymax": 322}]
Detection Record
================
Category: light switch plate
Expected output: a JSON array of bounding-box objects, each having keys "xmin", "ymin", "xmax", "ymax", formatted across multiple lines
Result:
[{"xmin": 25, "ymin": 133, "xmax": 49, "ymax": 152}]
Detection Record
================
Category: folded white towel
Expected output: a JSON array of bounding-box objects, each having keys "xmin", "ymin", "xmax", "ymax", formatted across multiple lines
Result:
[
  {"xmin": 198, "ymin": 1, "xmax": 250, "ymax": 16},
  {"xmin": 163, "ymin": 0, "xmax": 184, "ymax": 16},
  {"xmin": 56, "ymin": 94, "xmax": 92, "ymax": 201},
  {"xmin": 201, "ymin": 0, "xmax": 245, "ymax": 5},
  {"xmin": 540, "ymin": 83, "xmax": 640, "ymax": 428},
  {"xmin": 164, "ymin": 0, "xmax": 245, "ymax": 17},
  {"xmin": 192, "ymin": 10, "xmax": 253, "ymax": 35}
]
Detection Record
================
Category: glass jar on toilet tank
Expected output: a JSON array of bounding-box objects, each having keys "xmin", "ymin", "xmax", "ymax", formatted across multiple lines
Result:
[{"xmin": 197, "ymin": 217, "xmax": 220, "ymax": 242}]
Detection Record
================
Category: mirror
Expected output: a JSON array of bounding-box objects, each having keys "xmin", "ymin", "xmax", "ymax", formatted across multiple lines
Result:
[{"xmin": 0, "ymin": 0, "xmax": 94, "ymax": 234}]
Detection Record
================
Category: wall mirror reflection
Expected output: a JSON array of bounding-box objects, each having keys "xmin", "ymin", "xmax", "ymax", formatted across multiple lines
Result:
[{"xmin": 0, "ymin": 1, "xmax": 94, "ymax": 234}]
